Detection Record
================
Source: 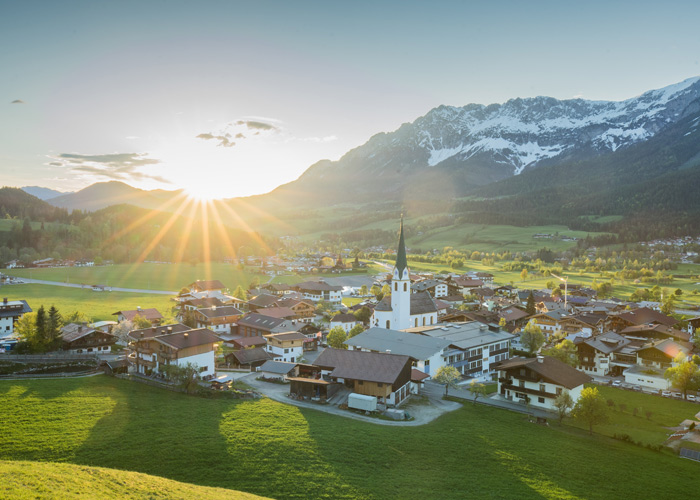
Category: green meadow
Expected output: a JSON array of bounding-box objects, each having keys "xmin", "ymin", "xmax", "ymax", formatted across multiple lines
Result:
[
  {"xmin": 0, "ymin": 284, "xmax": 176, "ymax": 322},
  {"xmin": 1, "ymin": 376, "xmax": 698, "ymax": 500}
]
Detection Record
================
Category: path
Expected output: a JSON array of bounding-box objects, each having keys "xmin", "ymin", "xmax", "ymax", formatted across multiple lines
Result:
[{"xmin": 12, "ymin": 278, "xmax": 176, "ymax": 295}]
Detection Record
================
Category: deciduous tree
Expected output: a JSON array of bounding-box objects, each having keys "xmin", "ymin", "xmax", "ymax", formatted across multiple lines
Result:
[
  {"xmin": 542, "ymin": 339, "xmax": 578, "ymax": 367},
  {"xmin": 553, "ymin": 390, "xmax": 574, "ymax": 424},
  {"xmin": 572, "ymin": 387, "xmax": 609, "ymax": 435},
  {"xmin": 434, "ymin": 366, "xmax": 461, "ymax": 396},
  {"xmin": 348, "ymin": 324, "xmax": 364, "ymax": 339},
  {"xmin": 327, "ymin": 327, "xmax": 348, "ymax": 349},
  {"xmin": 520, "ymin": 323, "xmax": 545, "ymax": 355},
  {"xmin": 664, "ymin": 354, "xmax": 700, "ymax": 399},
  {"xmin": 468, "ymin": 380, "xmax": 488, "ymax": 405}
]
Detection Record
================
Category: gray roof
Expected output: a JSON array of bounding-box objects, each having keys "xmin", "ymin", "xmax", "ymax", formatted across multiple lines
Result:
[
  {"xmin": 583, "ymin": 332, "xmax": 631, "ymax": 354},
  {"xmin": 0, "ymin": 299, "xmax": 32, "ymax": 318},
  {"xmin": 314, "ymin": 348, "xmax": 411, "ymax": 385},
  {"xmin": 345, "ymin": 327, "xmax": 450, "ymax": 361},
  {"xmin": 259, "ymin": 360, "xmax": 297, "ymax": 374},
  {"xmin": 230, "ymin": 347, "xmax": 275, "ymax": 365},
  {"xmin": 374, "ymin": 291, "xmax": 438, "ymax": 315},
  {"xmin": 196, "ymin": 305, "xmax": 243, "ymax": 318},
  {"xmin": 237, "ymin": 313, "xmax": 300, "ymax": 333},
  {"xmin": 406, "ymin": 321, "xmax": 514, "ymax": 350},
  {"xmin": 411, "ymin": 279, "xmax": 442, "ymax": 292}
]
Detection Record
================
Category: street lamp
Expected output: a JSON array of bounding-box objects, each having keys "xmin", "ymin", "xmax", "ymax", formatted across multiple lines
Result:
[{"xmin": 551, "ymin": 273, "xmax": 568, "ymax": 310}]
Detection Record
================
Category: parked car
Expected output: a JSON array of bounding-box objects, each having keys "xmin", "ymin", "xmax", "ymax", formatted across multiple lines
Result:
[
  {"xmin": 687, "ymin": 394, "xmax": 696, "ymax": 402},
  {"xmin": 672, "ymin": 392, "xmax": 683, "ymax": 399},
  {"xmin": 611, "ymin": 380, "xmax": 622, "ymax": 387},
  {"xmin": 662, "ymin": 390, "xmax": 672, "ymax": 397}
]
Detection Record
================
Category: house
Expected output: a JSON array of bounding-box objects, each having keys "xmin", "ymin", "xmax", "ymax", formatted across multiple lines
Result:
[
  {"xmin": 451, "ymin": 277, "xmax": 485, "ymax": 294},
  {"xmin": 228, "ymin": 336, "xmax": 267, "ymax": 350},
  {"xmin": 497, "ymin": 307, "xmax": 530, "ymax": 329},
  {"xmin": 496, "ymin": 355, "xmax": 592, "ymax": 410},
  {"xmin": 292, "ymin": 280, "xmax": 343, "ymax": 303},
  {"xmin": 247, "ymin": 293, "xmax": 282, "ymax": 311},
  {"xmin": 133, "ymin": 328, "xmax": 220, "ymax": 377},
  {"xmin": 624, "ymin": 339, "xmax": 691, "ymax": 390},
  {"xmin": 330, "ymin": 313, "xmax": 360, "ymax": 333},
  {"xmin": 0, "ymin": 298, "xmax": 32, "ymax": 338},
  {"xmin": 188, "ymin": 280, "xmax": 226, "ymax": 294},
  {"xmin": 411, "ymin": 279, "xmax": 458, "ymax": 298},
  {"xmin": 256, "ymin": 306, "xmax": 297, "ymax": 321},
  {"xmin": 313, "ymin": 348, "xmax": 413, "ymax": 406},
  {"xmin": 558, "ymin": 313, "xmax": 603, "ymax": 336},
  {"xmin": 528, "ymin": 310, "xmax": 569, "ymax": 334},
  {"xmin": 258, "ymin": 360, "xmax": 299, "ymax": 381},
  {"xmin": 607, "ymin": 307, "xmax": 677, "ymax": 332},
  {"xmin": 192, "ymin": 305, "xmax": 243, "ymax": 334},
  {"xmin": 618, "ymin": 323, "xmax": 690, "ymax": 343},
  {"xmin": 272, "ymin": 297, "xmax": 316, "ymax": 321},
  {"xmin": 264, "ymin": 331, "xmax": 307, "ymax": 362},
  {"xmin": 224, "ymin": 347, "xmax": 276, "ymax": 370},
  {"xmin": 406, "ymin": 321, "xmax": 514, "ymax": 382},
  {"xmin": 113, "ymin": 307, "xmax": 163, "ymax": 326},
  {"xmin": 236, "ymin": 313, "xmax": 302, "ymax": 338},
  {"xmin": 60, "ymin": 323, "xmax": 116, "ymax": 354},
  {"xmin": 344, "ymin": 327, "xmax": 450, "ymax": 377},
  {"xmin": 179, "ymin": 296, "xmax": 226, "ymax": 314},
  {"xmin": 576, "ymin": 332, "xmax": 631, "ymax": 376}
]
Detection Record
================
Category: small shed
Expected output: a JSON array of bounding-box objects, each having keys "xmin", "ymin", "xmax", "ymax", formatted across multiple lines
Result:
[{"xmin": 258, "ymin": 360, "xmax": 298, "ymax": 381}]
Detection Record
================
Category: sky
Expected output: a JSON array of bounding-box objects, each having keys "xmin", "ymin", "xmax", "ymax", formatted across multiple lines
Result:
[{"xmin": 2, "ymin": 0, "xmax": 700, "ymax": 199}]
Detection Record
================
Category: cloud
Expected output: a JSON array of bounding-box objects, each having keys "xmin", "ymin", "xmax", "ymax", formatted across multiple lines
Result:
[
  {"xmin": 47, "ymin": 152, "xmax": 171, "ymax": 184},
  {"xmin": 236, "ymin": 120, "xmax": 278, "ymax": 131},
  {"xmin": 11, "ymin": 99, "xmax": 25, "ymax": 104},
  {"xmin": 196, "ymin": 133, "xmax": 235, "ymax": 148},
  {"xmin": 196, "ymin": 119, "xmax": 279, "ymax": 147}
]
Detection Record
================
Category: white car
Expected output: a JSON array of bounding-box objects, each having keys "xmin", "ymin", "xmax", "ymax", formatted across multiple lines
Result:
[
  {"xmin": 611, "ymin": 380, "xmax": 622, "ymax": 387},
  {"xmin": 662, "ymin": 390, "xmax": 672, "ymax": 397},
  {"xmin": 687, "ymin": 394, "xmax": 697, "ymax": 402}
]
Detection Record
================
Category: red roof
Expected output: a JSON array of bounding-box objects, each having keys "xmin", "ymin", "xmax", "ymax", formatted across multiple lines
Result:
[{"xmin": 411, "ymin": 369, "xmax": 430, "ymax": 382}]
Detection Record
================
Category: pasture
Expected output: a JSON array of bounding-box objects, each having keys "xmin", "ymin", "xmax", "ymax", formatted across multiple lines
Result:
[{"xmin": 0, "ymin": 376, "xmax": 697, "ymax": 499}]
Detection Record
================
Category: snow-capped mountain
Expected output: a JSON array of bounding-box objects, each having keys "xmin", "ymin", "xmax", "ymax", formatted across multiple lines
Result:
[{"xmin": 285, "ymin": 76, "xmax": 700, "ymax": 199}]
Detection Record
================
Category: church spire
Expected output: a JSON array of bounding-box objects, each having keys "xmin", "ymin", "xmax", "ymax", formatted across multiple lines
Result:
[{"xmin": 395, "ymin": 216, "xmax": 408, "ymax": 278}]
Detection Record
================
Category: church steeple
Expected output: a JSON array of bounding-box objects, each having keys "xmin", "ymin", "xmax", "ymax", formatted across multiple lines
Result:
[{"xmin": 395, "ymin": 216, "xmax": 408, "ymax": 278}]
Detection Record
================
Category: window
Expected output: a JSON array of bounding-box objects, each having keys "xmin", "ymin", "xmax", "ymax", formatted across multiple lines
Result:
[
  {"xmin": 539, "ymin": 384, "xmax": 546, "ymax": 393},
  {"xmin": 538, "ymin": 397, "xmax": 545, "ymax": 404},
  {"xmin": 423, "ymin": 317, "xmax": 426, "ymax": 326},
  {"xmin": 519, "ymin": 380, "xmax": 524, "ymax": 388},
  {"xmin": 358, "ymin": 380, "xmax": 363, "ymax": 386},
  {"xmin": 403, "ymin": 283, "xmax": 407, "ymax": 292},
  {"xmin": 394, "ymin": 282, "xmax": 398, "ymax": 291},
  {"xmin": 386, "ymin": 320, "xmax": 390, "ymax": 329},
  {"xmin": 284, "ymin": 348, "xmax": 289, "ymax": 353},
  {"xmin": 415, "ymin": 318, "xmax": 418, "ymax": 327}
]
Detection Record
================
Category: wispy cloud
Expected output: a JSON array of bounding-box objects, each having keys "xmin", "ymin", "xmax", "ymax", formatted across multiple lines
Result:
[
  {"xmin": 11, "ymin": 99, "xmax": 25, "ymax": 104},
  {"xmin": 47, "ymin": 152, "xmax": 171, "ymax": 184},
  {"xmin": 196, "ymin": 118, "xmax": 281, "ymax": 147}
]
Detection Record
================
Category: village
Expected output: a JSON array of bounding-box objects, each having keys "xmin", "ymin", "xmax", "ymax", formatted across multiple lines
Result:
[{"xmin": 2, "ymin": 220, "xmax": 700, "ymax": 450}]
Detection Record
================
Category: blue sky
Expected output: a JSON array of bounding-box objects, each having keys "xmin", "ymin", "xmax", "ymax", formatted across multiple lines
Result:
[{"xmin": 2, "ymin": 0, "xmax": 699, "ymax": 198}]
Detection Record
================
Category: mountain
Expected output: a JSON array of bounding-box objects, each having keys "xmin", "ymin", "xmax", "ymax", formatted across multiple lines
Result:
[
  {"xmin": 269, "ymin": 76, "xmax": 700, "ymax": 204},
  {"xmin": 47, "ymin": 181, "xmax": 182, "ymax": 211},
  {"xmin": 0, "ymin": 187, "xmax": 69, "ymax": 221},
  {"xmin": 21, "ymin": 186, "xmax": 69, "ymax": 200}
]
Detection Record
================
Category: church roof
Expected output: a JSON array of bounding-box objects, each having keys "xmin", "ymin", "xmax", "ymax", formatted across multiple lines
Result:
[{"xmin": 395, "ymin": 218, "xmax": 408, "ymax": 277}]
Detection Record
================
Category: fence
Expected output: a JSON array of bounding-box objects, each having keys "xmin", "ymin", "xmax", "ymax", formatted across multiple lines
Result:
[
  {"xmin": 1, "ymin": 353, "xmax": 99, "ymax": 362},
  {"xmin": 0, "ymin": 369, "xmax": 100, "ymax": 379}
]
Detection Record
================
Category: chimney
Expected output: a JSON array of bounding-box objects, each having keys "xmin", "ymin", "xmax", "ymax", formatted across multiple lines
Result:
[
  {"xmin": 167, "ymin": 326, "xmax": 173, "ymax": 333},
  {"xmin": 537, "ymin": 355, "xmax": 544, "ymax": 363},
  {"xmin": 151, "ymin": 327, "xmax": 156, "ymax": 333},
  {"xmin": 78, "ymin": 325, "xmax": 83, "ymax": 333}
]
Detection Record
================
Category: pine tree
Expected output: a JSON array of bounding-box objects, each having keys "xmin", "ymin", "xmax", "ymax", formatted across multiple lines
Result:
[
  {"xmin": 526, "ymin": 291, "xmax": 536, "ymax": 315},
  {"xmin": 35, "ymin": 305, "xmax": 47, "ymax": 346},
  {"xmin": 47, "ymin": 306, "xmax": 63, "ymax": 349}
]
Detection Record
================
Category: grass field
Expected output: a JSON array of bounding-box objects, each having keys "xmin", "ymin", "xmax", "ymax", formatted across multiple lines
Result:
[
  {"xmin": 0, "ymin": 284, "xmax": 176, "ymax": 322},
  {"xmin": 0, "ymin": 460, "xmax": 265, "ymax": 500},
  {"xmin": 3, "ymin": 263, "xmax": 266, "ymax": 292},
  {"xmin": 1, "ymin": 376, "xmax": 698, "ymax": 499}
]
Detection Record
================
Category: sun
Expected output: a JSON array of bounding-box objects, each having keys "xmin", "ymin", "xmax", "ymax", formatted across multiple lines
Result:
[{"xmin": 184, "ymin": 183, "xmax": 220, "ymax": 201}]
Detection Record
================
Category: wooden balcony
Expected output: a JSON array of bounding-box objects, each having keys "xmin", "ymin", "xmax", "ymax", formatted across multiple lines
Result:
[{"xmin": 501, "ymin": 382, "xmax": 557, "ymax": 399}]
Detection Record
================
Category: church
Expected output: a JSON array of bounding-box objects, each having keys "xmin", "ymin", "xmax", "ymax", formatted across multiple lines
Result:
[{"xmin": 371, "ymin": 220, "xmax": 439, "ymax": 330}]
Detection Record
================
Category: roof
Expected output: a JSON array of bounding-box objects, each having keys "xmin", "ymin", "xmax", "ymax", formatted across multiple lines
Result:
[
  {"xmin": 259, "ymin": 360, "xmax": 297, "ymax": 374},
  {"xmin": 230, "ymin": 347, "xmax": 274, "ymax": 365},
  {"xmin": 331, "ymin": 313, "xmax": 358, "ymax": 323},
  {"xmin": 345, "ymin": 327, "xmax": 450, "ymax": 360},
  {"xmin": 411, "ymin": 369, "xmax": 430, "ymax": 382},
  {"xmin": 373, "ymin": 291, "xmax": 439, "ymax": 315},
  {"xmin": 230, "ymin": 336, "xmax": 267, "ymax": 348},
  {"xmin": 616, "ymin": 307, "xmax": 677, "ymax": 327},
  {"xmin": 406, "ymin": 321, "xmax": 514, "ymax": 350},
  {"xmin": 237, "ymin": 313, "xmax": 299, "ymax": 332},
  {"xmin": 275, "ymin": 297, "xmax": 313, "ymax": 308},
  {"xmin": 182, "ymin": 297, "xmax": 226, "ymax": 308},
  {"xmin": 499, "ymin": 307, "xmax": 529, "ymax": 323},
  {"xmin": 293, "ymin": 280, "xmax": 343, "ymax": 292},
  {"xmin": 60, "ymin": 323, "xmax": 99, "ymax": 343},
  {"xmin": 496, "ymin": 356, "xmax": 592, "ymax": 389},
  {"xmin": 257, "ymin": 307, "xmax": 296, "ymax": 319},
  {"xmin": 113, "ymin": 308, "xmax": 163, "ymax": 321},
  {"xmin": 637, "ymin": 338, "xmax": 690, "ymax": 359},
  {"xmin": 394, "ymin": 218, "xmax": 408, "ymax": 278},
  {"xmin": 189, "ymin": 280, "xmax": 226, "ymax": 291},
  {"xmin": 154, "ymin": 328, "xmax": 220, "ymax": 350},
  {"xmin": 453, "ymin": 277, "xmax": 484, "ymax": 288},
  {"xmin": 0, "ymin": 299, "xmax": 32, "ymax": 318},
  {"xmin": 314, "ymin": 348, "xmax": 411, "ymax": 385},
  {"xmin": 129, "ymin": 323, "xmax": 191, "ymax": 340},
  {"xmin": 196, "ymin": 305, "xmax": 243, "ymax": 318},
  {"xmin": 248, "ymin": 293, "xmax": 281, "ymax": 308},
  {"xmin": 265, "ymin": 331, "xmax": 307, "ymax": 342},
  {"xmin": 411, "ymin": 279, "xmax": 443, "ymax": 292},
  {"xmin": 583, "ymin": 332, "xmax": 631, "ymax": 354},
  {"xmin": 619, "ymin": 323, "xmax": 690, "ymax": 342},
  {"xmin": 532, "ymin": 310, "xmax": 568, "ymax": 321}
]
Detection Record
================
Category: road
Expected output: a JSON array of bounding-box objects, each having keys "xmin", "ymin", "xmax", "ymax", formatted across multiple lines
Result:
[{"xmin": 8, "ymin": 278, "xmax": 176, "ymax": 295}]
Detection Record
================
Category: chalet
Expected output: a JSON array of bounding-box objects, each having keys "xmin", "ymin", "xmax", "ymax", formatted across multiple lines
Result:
[
  {"xmin": 608, "ymin": 307, "xmax": 677, "ymax": 332},
  {"xmin": 559, "ymin": 313, "xmax": 604, "ymax": 335},
  {"xmin": 498, "ymin": 307, "xmax": 530, "ymax": 329},
  {"xmin": 60, "ymin": 323, "xmax": 116, "ymax": 354},
  {"xmin": 188, "ymin": 280, "xmax": 226, "ymax": 294},
  {"xmin": 474, "ymin": 272, "xmax": 495, "ymax": 285},
  {"xmin": 0, "ymin": 298, "xmax": 32, "ymax": 338},
  {"xmin": 406, "ymin": 321, "xmax": 514, "ymax": 381},
  {"xmin": 256, "ymin": 306, "xmax": 298, "ymax": 321},
  {"xmin": 576, "ymin": 332, "xmax": 631, "ymax": 376},
  {"xmin": 344, "ymin": 327, "xmax": 450, "ymax": 377},
  {"xmin": 293, "ymin": 280, "xmax": 343, "ymax": 303},
  {"xmin": 619, "ymin": 323, "xmax": 690, "ymax": 343},
  {"xmin": 133, "ymin": 328, "xmax": 220, "ymax": 377},
  {"xmin": 313, "ymin": 348, "xmax": 413, "ymax": 406},
  {"xmin": 247, "ymin": 293, "xmax": 281, "ymax": 311},
  {"xmin": 179, "ymin": 297, "xmax": 226, "ymax": 313},
  {"xmin": 228, "ymin": 336, "xmax": 267, "ymax": 350},
  {"xmin": 272, "ymin": 298, "xmax": 315, "ymax": 320},
  {"xmin": 264, "ymin": 331, "xmax": 306, "ymax": 362},
  {"xmin": 330, "ymin": 313, "xmax": 360, "ymax": 333},
  {"xmin": 237, "ymin": 313, "xmax": 302, "ymax": 338},
  {"xmin": 528, "ymin": 310, "xmax": 569, "ymax": 334},
  {"xmin": 193, "ymin": 305, "xmax": 243, "ymax": 334},
  {"xmin": 260, "ymin": 283, "xmax": 293, "ymax": 296},
  {"xmin": 113, "ymin": 307, "xmax": 163, "ymax": 326},
  {"xmin": 224, "ymin": 347, "xmax": 276, "ymax": 370},
  {"xmin": 411, "ymin": 279, "xmax": 458, "ymax": 298},
  {"xmin": 623, "ymin": 339, "xmax": 690, "ymax": 390},
  {"xmin": 451, "ymin": 277, "xmax": 484, "ymax": 294},
  {"xmin": 127, "ymin": 323, "xmax": 191, "ymax": 343},
  {"xmin": 496, "ymin": 355, "xmax": 592, "ymax": 410}
]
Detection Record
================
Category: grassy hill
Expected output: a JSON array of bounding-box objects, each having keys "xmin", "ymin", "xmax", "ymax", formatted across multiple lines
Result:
[
  {"xmin": 0, "ymin": 460, "xmax": 266, "ymax": 499},
  {"xmin": 1, "ymin": 376, "xmax": 699, "ymax": 499}
]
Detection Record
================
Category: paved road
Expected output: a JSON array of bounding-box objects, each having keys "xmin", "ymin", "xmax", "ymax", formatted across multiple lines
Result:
[{"xmin": 9, "ymin": 278, "xmax": 176, "ymax": 295}]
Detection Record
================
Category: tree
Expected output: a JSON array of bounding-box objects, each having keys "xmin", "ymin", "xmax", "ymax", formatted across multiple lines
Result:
[
  {"xmin": 46, "ymin": 306, "xmax": 63, "ymax": 350},
  {"xmin": 327, "ymin": 327, "xmax": 348, "ymax": 349},
  {"xmin": 664, "ymin": 354, "xmax": 700, "ymax": 399},
  {"xmin": 14, "ymin": 312, "xmax": 37, "ymax": 342},
  {"xmin": 381, "ymin": 284, "xmax": 391, "ymax": 297},
  {"xmin": 132, "ymin": 314, "xmax": 152, "ymax": 329},
  {"xmin": 520, "ymin": 323, "xmax": 545, "ymax": 355},
  {"xmin": 63, "ymin": 310, "xmax": 91, "ymax": 324},
  {"xmin": 162, "ymin": 362, "xmax": 202, "ymax": 394},
  {"xmin": 553, "ymin": 390, "xmax": 574, "ymax": 424},
  {"xmin": 520, "ymin": 268, "xmax": 528, "ymax": 281},
  {"xmin": 348, "ymin": 324, "xmax": 364, "ymax": 339},
  {"xmin": 353, "ymin": 306, "xmax": 372, "ymax": 325},
  {"xmin": 232, "ymin": 285, "xmax": 247, "ymax": 300},
  {"xmin": 112, "ymin": 320, "xmax": 135, "ymax": 345},
  {"xmin": 572, "ymin": 387, "xmax": 609, "ymax": 435},
  {"xmin": 181, "ymin": 310, "xmax": 197, "ymax": 329},
  {"xmin": 693, "ymin": 330, "xmax": 700, "ymax": 352},
  {"xmin": 370, "ymin": 285, "xmax": 380, "ymax": 297},
  {"xmin": 468, "ymin": 380, "xmax": 488, "ymax": 405},
  {"xmin": 359, "ymin": 285, "xmax": 368, "ymax": 296},
  {"xmin": 542, "ymin": 339, "xmax": 578, "ymax": 367},
  {"xmin": 551, "ymin": 287, "xmax": 563, "ymax": 298},
  {"xmin": 525, "ymin": 291, "xmax": 536, "ymax": 315},
  {"xmin": 434, "ymin": 366, "xmax": 461, "ymax": 396},
  {"xmin": 498, "ymin": 317, "xmax": 507, "ymax": 328},
  {"xmin": 660, "ymin": 294, "xmax": 676, "ymax": 316},
  {"xmin": 35, "ymin": 305, "xmax": 47, "ymax": 346}
]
